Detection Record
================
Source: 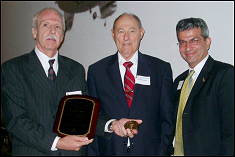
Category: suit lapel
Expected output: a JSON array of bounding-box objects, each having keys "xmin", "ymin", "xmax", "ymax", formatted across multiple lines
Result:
[
  {"xmin": 105, "ymin": 52, "xmax": 152, "ymax": 110},
  {"xmin": 55, "ymin": 55, "xmax": 72, "ymax": 101},
  {"xmin": 186, "ymin": 56, "xmax": 214, "ymax": 106},
  {"xmin": 131, "ymin": 51, "xmax": 151, "ymax": 110},
  {"xmin": 105, "ymin": 53, "xmax": 130, "ymax": 110},
  {"xmin": 28, "ymin": 50, "xmax": 55, "ymax": 103}
]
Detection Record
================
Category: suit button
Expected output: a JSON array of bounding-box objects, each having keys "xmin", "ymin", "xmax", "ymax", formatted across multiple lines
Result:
[{"xmin": 184, "ymin": 112, "xmax": 188, "ymax": 114}]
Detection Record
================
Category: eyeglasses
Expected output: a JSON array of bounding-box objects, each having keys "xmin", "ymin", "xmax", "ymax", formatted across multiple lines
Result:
[{"xmin": 177, "ymin": 37, "xmax": 204, "ymax": 47}]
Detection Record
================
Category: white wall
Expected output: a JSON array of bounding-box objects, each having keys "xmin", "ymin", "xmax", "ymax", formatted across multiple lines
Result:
[{"xmin": 1, "ymin": 1, "xmax": 234, "ymax": 79}]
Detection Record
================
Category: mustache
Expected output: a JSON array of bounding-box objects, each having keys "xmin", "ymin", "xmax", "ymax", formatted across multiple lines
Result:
[{"xmin": 45, "ymin": 34, "xmax": 58, "ymax": 41}]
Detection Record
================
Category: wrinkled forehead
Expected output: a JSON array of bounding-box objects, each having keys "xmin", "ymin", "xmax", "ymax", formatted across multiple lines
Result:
[{"xmin": 37, "ymin": 9, "xmax": 62, "ymax": 24}]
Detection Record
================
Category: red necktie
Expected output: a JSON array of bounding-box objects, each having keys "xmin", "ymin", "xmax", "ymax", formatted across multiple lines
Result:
[
  {"xmin": 123, "ymin": 61, "xmax": 135, "ymax": 108},
  {"xmin": 48, "ymin": 59, "xmax": 56, "ymax": 81}
]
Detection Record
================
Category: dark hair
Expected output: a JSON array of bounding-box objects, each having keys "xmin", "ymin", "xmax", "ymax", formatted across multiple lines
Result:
[{"xmin": 176, "ymin": 17, "xmax": 209, "ymax": 39}]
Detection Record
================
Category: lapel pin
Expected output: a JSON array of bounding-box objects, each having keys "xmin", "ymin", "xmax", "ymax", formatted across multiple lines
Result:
[{"xmin": 202, "ymin": 78, "xmax": 205, "ymax": 82}]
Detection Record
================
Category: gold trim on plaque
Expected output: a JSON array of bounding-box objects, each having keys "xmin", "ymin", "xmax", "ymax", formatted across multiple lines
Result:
[{"xmin": 57, "ymin": 97, "xmax": 95, "ymax": 137}]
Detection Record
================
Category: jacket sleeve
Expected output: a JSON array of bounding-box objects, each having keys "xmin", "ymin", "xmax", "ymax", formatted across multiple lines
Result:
[
  {"xmin": 157, "ymin": 63, "xmax": 174, "ymax": 156},
  {"xmin": 1, "ymin": 62, "xmax": 57, "ymax": 154},
  {"xmin": 87, "ymin": 66, "xmax": 112, "ymax": 139},
  {"xmin": 218, "ymin": 66, "xmax": 234, "ymax": 155}
]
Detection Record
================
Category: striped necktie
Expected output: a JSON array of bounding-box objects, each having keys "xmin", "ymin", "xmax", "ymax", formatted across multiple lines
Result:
[{"xmin": 123, "ymin": 61, "xmax": 135, "ymax": 108}]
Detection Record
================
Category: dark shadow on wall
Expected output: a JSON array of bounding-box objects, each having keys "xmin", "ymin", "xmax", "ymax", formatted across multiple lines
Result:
[{"xmin": 56, "ymin": 1, "xmax": 117, "ymax": 31}]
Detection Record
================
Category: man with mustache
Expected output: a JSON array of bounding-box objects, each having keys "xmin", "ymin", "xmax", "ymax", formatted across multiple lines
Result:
[{"xmin": 1, "ymin": 7, "xmax": 94, "ymax": 155}]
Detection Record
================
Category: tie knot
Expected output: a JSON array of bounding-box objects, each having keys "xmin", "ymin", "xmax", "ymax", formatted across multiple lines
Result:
[
  {"xmin": 49, "ymin": 59, "xmax": 55, "ymax": 67},
  {"xmin": 123, "ymin": 61, "xmax": 133, "ymax": 68},
  {"xmin": 189, "ymin": 70, "xmax": 195, "ymax": 76}
]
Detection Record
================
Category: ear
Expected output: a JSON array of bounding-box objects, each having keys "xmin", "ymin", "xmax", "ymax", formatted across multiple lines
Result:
[
  {"xmin": 32, "ymin": 27, "xmax": 37, "ymax": 39},
  {"xmin": 140, "ymin": 28, "xmax": 145, "ymax": 40},
  {"xmin": 206, "ymin": 37, "xmax": 211, "ymax": 50},
  {"xmin": 111, "ymin": 29, "xmax": 115, "ymax": 39},
  {"xmin": 60, "ymin": 34, "xmax": 64, "ymax": 42}
]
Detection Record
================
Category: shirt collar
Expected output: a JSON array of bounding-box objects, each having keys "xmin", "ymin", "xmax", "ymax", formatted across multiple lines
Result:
[
  {"xmin": 118, "ymin": 51, "xmax": 138, "ymax": 67},
  {"xmin": 189, "ymin": 54, "xmax": 209, "ymax": 76},
  {"xmin": 34, "ymin": 45, "xmax": 58, "ymax": 74}
]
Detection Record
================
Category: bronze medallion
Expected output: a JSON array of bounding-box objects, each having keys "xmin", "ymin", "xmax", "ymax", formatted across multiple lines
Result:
[{"xmin": 124, "ymin": 121, "xmax": 139, "ymax": 131}]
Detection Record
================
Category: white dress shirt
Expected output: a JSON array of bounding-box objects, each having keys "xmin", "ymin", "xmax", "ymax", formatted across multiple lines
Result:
[
  {"xmin": 34, "ymin": 46, "xmax": 60, "ymax": 151},
  {"xmin": 34, "ymin": 45, "xmax": 58, "ymax": 76},
  {"xmin": 189, "ymin": 54, "xmax": 209, "ymax": 85},
  {"xmin": 118, "ymin": 51, "xmax": 138, "ymax": 86}
]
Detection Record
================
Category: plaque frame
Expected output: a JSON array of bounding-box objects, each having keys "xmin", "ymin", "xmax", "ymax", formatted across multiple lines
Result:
[{"xmin": 53, "ymin": 95, "xmax": 100, "ymax": 139}]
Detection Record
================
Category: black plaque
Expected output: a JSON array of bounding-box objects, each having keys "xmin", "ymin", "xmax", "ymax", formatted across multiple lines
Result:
[{"xmin": 53, "ymin": 95, "xmax": 100, "ymax": 139}]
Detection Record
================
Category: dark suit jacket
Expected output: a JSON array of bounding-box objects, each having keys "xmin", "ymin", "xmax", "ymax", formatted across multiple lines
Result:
[
  {"xmin": 1, "ymin": 50, "xmax": 89, "ymax": 156},
  {"xmin": 168, "ymin": 56, "xmax": 234, "ymax": 156},
  {"xmin": 87, "ymin": 51, "xmax": 174, "ymax": 156}
]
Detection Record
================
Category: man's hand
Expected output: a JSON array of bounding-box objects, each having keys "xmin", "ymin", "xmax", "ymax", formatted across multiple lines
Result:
[
  {"xmin": 56, "ymin": 135, "xmax": 93, "ymax": 151},
  {"xmin": 111, "ymin": 118, "xmax": 142, "ymax": 138}
]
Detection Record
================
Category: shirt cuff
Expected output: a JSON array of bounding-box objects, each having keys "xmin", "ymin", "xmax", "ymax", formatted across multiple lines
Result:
[
  {"xmin": 104, "ymin": 119, "xmax": 116, "ymax": 133},
  {"xmin": 51, "ymin": 136, "xmax": 61, "ymax": 151}
]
